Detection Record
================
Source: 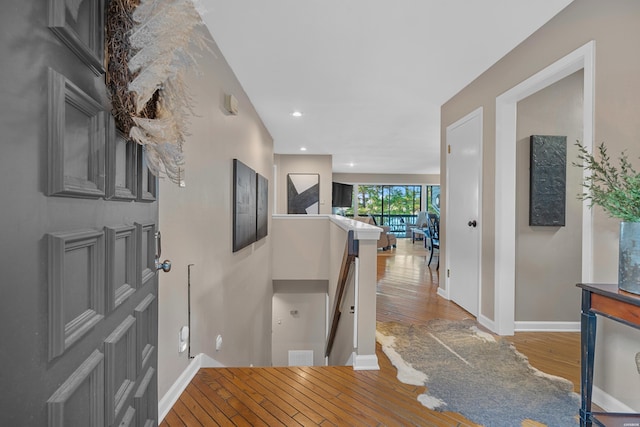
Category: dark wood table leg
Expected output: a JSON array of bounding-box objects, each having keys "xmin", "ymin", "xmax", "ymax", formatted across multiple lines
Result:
[{"xmin": 580, "ymin": 289, "xmax": 596, "ymax": 427}]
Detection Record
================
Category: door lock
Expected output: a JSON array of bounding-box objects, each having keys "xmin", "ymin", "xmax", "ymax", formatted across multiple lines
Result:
[
  {"xmin": 156, "ymin": 259, "xmax": 172, "ymax": 273},
  {"xmin": 468, "ymin": 220, "xmax": 477, "ymax": 228},
  {"xmin": 154, "ymin": 231, "xmax": 172, "ymax": 273}
]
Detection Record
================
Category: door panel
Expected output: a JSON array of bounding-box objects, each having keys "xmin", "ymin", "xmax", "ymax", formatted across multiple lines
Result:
[
  {"xmin": 0, "ymin": 2, "xmax": 159, "ymax": 426},
  {"xmin": 446, "ymin": 109, "xmax": 482, "ymax": 317}
]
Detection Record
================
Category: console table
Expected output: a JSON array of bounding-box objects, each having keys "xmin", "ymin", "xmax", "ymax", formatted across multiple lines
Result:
[{"xmin": 577, "ymin": 283, "xmax": 640, "ymax": 427}]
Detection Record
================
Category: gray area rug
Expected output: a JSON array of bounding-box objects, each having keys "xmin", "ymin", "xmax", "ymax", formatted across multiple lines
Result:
[{"xmin": 376, "ymin": 319, "xmax": 580, "ymax": 427}]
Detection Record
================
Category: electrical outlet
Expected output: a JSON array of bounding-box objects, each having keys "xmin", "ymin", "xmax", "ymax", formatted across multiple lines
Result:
[{"xmin": 215, "ymin": 334, "xmax": 222, "ymax": 351}]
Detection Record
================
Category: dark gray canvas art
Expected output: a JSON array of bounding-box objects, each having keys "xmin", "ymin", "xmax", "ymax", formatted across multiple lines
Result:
[
  {"xmin": 256, "ymin": 173, "xmax": 268, "ymax": 240},
  {"xmin": 529, "ymin": 135, "xmax": 566, "ymax": 226},
  {"xmin": 233, "ymin": 159, "xmax": 257, "ymax": 251}
]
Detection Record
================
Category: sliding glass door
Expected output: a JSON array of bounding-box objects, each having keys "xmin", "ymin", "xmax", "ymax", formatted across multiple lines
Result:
[{"xmin": 342, "ymin": 185, "xmax": 437, "ymax": 237}]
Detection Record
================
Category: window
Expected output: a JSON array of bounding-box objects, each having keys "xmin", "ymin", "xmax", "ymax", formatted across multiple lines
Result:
[{"xmin": 340, "ymin": 185, "xmax": 439, "ymax": 237}]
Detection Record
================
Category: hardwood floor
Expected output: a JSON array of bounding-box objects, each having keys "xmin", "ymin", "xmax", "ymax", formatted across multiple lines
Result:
[{"xmin": 161, "ymin": 238, "xmax": 581, "ymax": 426}]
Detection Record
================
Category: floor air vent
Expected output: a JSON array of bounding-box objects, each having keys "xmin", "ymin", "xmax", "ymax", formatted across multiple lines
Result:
[{"xmin": 288, "ymin": 350, "xmax": 314, "ymax": 366}]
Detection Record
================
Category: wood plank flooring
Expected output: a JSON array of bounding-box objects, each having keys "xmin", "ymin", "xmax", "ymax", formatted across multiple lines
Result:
[{"xmin": 161, "ymin": 239, "xmax": 581, "ymax": 426}]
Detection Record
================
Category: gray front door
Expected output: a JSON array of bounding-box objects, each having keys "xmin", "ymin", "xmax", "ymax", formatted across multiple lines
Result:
[{"xmin": 0, "ymin": 1, "xmax": 159, "ymax": 426}]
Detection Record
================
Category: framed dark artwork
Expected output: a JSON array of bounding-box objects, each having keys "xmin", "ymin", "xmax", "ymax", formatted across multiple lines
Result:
[
  {"xmin": 287, "ymin": 173, "xmax": 320, "ymax": 214},
  {"xmin": 256, "ymin": 173, "xmax": 269, "ymax": 241},
  {"xmin": 233, "ymin": 159, "xmax": 257, "ymax": 252},
  {"xmin": 529, "ymin": 135, "xmax": 566, "ymax": 226}
]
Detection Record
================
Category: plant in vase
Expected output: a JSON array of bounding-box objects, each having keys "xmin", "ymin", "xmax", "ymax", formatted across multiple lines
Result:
[{"xmin": 575, "ymin": 142, "xmax": 640, "ymax": 294}]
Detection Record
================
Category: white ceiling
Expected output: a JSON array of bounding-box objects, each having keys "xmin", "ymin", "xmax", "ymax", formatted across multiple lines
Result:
[{"xmin": 201, "ymin": 0, "xmax": 573, "ymax": 175}]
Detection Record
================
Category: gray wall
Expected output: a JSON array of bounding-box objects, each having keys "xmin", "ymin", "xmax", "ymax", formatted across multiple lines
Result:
[
  {"xmin": 272, "ymin": 290, "xmax": 327, "ymax": 366},
  {"xmin": 332, "ymin": 173, "xmax": 439, "ymax": 185},
  {"xmin": 515, "ymin": 70, "xmax": 583, "ymax": 322},
  {"xmin": 441, "ymin": 0, "xmax": 640, "ymax": 409},
  {"xmin": 158, "ymin": 28, "xmax": 274, "ymax": 398}
]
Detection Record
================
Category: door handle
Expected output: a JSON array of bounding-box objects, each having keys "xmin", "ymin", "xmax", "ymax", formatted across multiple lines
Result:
[
  {"xmin": 468, "ymin": 220, "xmax": 477, "ymax": 228},
  {"xmin": 157, "ymin": 259, "xmax": 172, "ymax": 273},
  {"xmin": 154, "ymin": 231, "xmax": 172, "ymax": 273}
]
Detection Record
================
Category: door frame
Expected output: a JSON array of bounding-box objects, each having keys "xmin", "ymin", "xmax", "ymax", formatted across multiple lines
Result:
[
  {"xmin": 442, "ymin": 107, "xmax": 483, "ymax": 317},
  {"xmin": 494, "ymin": 41, "xmax": 595, "ymax": 335}
]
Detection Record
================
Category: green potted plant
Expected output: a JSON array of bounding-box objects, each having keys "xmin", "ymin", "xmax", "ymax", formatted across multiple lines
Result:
[{"xmin": 575, "ymin": 142, "xmax": 640, "ymax": 294}]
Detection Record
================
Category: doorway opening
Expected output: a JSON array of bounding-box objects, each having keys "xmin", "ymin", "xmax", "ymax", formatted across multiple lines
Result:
[{"xmin": 494, "ymin": 41, "xmax": 595, "ymax": 335}]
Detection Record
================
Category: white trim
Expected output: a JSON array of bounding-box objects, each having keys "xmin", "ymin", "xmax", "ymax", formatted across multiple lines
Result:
[
  {"xmin": 330, "ymin": 215, "xmax": 382, "ymax": 241},
  {"xmin": 272, "ymin": 214, "xmax": 328, "ymax": 220},
  {"xmin": 437, "ymin": 286, "xmax": 449, "ymax": 300},
  {"xmin": 353, "ymin": 354, "xmax": 380, "ymax": 371},
  {"xmin": 325, "ymin": 293, "xmax": 330, "ymax": 365},
  {"xmin": 593, "ymin": 385, "xmax": 636, "ymax": 413},
  {"xmin": 199, "ymin": 353, "xmax": 225, "ymax": 368},
  {"xmin": 346, "ymin": 352, "xmax": 354, "ymax": 366},
  {"xmin": 273, "ymin": 163, "xmax": 278, "ymax": 215},
  {"xmin": 514, "ymin": 321, "xmax": 580, "ymax": 332},
  {"xmin": 445, "ymin": 107, "xmax": 483, "ymax": 317},
  {"xmin": 158, "ymin": 354, "xmax": 224, "ymax": 422},
  {"xmin": 580, "ymin": 42, "xmax": 596, "ymax": 285},
  {"xmin": 478, "ymin": 314, "xmax": 496, "ymax": 333},
  {"xmin": 353, "ymin": 257, "xmax": 359, "ymax": 349},
  {"xmin": 494, "ymin": 40, "xmax": 595, "ymax": 335},
  {"xmin": 272, "ymin": 214, "xmax": 382, "ymax": 241}
]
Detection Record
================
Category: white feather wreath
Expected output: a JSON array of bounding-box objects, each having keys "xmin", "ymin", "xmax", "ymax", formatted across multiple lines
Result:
[{"xmin": 127, "ymin": 0, "xmax": 209, "ymax": 184}]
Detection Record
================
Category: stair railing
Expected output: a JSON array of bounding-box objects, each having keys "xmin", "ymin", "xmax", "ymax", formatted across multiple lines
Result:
[{"xmin": 325, "ymin": 230, "xmax": 359, "ymax": 358}]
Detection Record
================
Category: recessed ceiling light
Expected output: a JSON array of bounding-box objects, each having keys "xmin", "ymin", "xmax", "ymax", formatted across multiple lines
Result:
[
  {"xmin": 349, "ymin": 162, "xmax": 355, "ymax": 167},
  {"xmin": 291, "ymin": 111, "xmax": 303, "ymax": 117},
  {"xmin": 300, "ymin": 147, "xmax": 307, "ymax": 151}
]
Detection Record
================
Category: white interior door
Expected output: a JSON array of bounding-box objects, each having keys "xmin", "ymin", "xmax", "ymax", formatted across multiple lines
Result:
[{"xmin": 445, "ymin": 108, "xmax": 482, "ymax": 317}]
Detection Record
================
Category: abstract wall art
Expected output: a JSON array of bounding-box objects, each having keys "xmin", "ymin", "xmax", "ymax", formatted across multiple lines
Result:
[
  {"xmin": 287, "ymin": 173, "xmax": 320, "ymax": 214},
  {"xmin": 256, "ymin": 173, "xmax": 269, "ymax": 240},
  {"xmin": 233, "ymin": 159, "xmax": 257, "ymax": 252},
  {"xmin": 529, "ymin": 135, "xmax": 566, "ymax": 226},
  {"xmin": 233, "ymin": 159, "xmax": 268, "ymax": 252}
]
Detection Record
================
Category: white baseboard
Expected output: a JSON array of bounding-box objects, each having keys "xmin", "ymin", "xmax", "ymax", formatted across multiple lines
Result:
[
  {"xmin": 593, "ymin": 385, "xmax": 636, "ymax": 413},
  {"xmin": 478, "ymin": 314, "xmax": 496, "ymax": 334},
  {"xmin": 346, "ymin": 352, "xmax": 354, "ymax": 367},
  {"xmin": 514, "ymin": 321, "xmax": 580, "ymax": 332},
  {"xmin": 199, "ymin": 353, "xmax": 225, "ymax": 368},
  {"xmin": 353, "ymin": 354, "xmax": 380, "ymax": 370},
  {"xmin": 437, "ymin": 286, "xmax": 449, "ymax": 300},
  {"xmin": 158, "ymin": 354, "xmax": 224, "ymax": 422}
]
